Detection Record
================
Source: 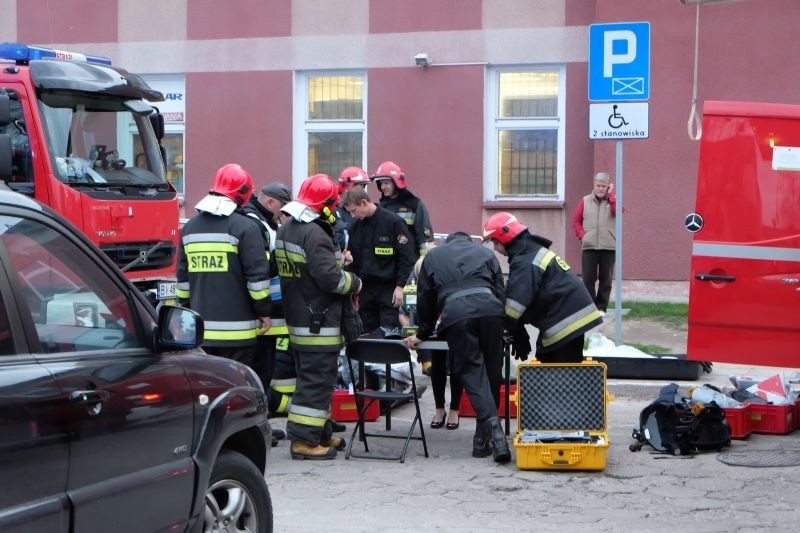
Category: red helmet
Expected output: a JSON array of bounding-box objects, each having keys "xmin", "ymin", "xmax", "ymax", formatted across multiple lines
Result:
[
  {"xmin": 371, "ymin": 161, "xmax": 406, "ymax": 189},
  {"xmin": 209, "ymin": 163, "xmax": 254, "ymax": 206},
  {"xmin": 338, "ymin": 166, "xmax": 369, "ymax": 194},
  {"xmin": 297, "ymin": 174, "xmax": 339, "ymax": 213},
  {"xmin": 482, "ymin": 212, "xmax": 527, "ymax": 244}
]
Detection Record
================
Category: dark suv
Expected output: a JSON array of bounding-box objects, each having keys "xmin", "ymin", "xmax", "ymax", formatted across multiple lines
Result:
[{"xmin": 0, "ymin": 188, "xmax": 272, "ymax": 532}]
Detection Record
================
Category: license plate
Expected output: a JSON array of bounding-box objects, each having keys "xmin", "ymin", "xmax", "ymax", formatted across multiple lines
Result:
[{"xmin": 157, "ymin": 281, "xmax": 177, "ymax": 300}]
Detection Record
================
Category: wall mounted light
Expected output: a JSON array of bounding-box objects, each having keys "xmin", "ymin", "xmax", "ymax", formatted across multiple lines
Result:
[{"xmin": 414, "ymin": 53, "xmax": 431, "ymax": 68}]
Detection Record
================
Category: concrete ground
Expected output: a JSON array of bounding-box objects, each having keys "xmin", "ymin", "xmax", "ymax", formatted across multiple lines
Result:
[{"xmin": 266, "ymin": 281, "xmax": 800, "ymax": 532}]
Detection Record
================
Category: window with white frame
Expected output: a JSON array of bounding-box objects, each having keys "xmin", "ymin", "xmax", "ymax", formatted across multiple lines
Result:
[
  {"xmin": 293, "ymin": 72, "xmax": 366, "ymax": 185},
  {"xmin": 485, "ymin": 67, "xmax": 565, "ymax": 201}
]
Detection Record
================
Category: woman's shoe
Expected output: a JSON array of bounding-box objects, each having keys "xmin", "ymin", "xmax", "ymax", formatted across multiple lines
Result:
[
  {"xmin": 446, "ymin": 412, "xmax": 460, "ymax": 430},
  {"xmin": 431, "ymin": 410, "xmax": 446, "ymax": 429}
]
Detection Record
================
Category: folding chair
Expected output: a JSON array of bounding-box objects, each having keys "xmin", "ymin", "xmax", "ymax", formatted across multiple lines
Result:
[{"xmin": 344, "ymin": 338, "xmax": 429, "ymax": 463}]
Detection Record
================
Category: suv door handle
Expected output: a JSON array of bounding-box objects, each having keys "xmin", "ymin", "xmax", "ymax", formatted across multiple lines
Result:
[
  {"xmin": 70, "ymin": 390, "xmax": 103, "ymax": 404},
  {"xmin": 695, "ymin": 273, "xmax": 735, "ymax": 282}
]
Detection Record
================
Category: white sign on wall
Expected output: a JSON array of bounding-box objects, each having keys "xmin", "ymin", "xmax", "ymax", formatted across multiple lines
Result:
[{"xmin": 589, "ymin": 102, "xmax": 649, "ymax": 140}]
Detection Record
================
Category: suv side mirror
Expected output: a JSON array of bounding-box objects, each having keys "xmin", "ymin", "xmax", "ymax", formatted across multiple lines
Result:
[{"xmin": 155, "ymin": 305, "xmax": 204, "ymax": 351}]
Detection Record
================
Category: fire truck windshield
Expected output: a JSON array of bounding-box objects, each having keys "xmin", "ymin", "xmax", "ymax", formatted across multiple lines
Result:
[{"xmin": 37, "ymin": 96, "xmax": 167, "ymax": 187}]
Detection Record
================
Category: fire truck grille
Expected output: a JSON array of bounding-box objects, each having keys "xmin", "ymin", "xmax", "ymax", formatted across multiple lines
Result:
[{"xmin": 99, "ymin": 241, "xmax": 175, "ymax": 272}]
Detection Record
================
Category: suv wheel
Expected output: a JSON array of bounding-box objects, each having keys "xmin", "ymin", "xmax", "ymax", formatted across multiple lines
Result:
[{"xmin": 204, "ymin": 450, "xmax": 273, "ymax": 533}]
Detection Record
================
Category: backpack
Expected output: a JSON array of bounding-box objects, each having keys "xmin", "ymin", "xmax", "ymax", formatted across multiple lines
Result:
[{"xmin": 630, "ymin": 383, "xmax": 732, "ymax": 455}]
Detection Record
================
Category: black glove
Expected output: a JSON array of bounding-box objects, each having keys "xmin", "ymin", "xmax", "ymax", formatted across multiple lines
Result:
[
  {"xmin": 511, "ymin": 326, "xmax": 531, "ymax": 361},
  {"xmin": 512, "ymin": 338, "xmax": 531, "ymax": 361}
]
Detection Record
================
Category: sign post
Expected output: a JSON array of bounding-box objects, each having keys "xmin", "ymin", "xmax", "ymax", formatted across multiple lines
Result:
[{"xmin": 588, "ymin": 22, "xmax": 650, "ymax": 346}]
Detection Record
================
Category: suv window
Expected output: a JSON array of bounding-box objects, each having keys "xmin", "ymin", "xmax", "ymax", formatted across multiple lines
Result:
[{"xmin": 0, "ymin": 214, "xmax": 142, "ymax": 353}]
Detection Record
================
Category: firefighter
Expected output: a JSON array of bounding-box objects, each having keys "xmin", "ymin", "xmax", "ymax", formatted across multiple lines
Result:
[
  {"xmin": 404, "ymin": 232, "xmax": 510, "ymax": 463},
  {"xmin": 341, "ymin": 185, "xmax": 415, "ymax": 336},
  {"xmin": 482, "ymin": 212, "xmax": 604, "ymax": 363},
  {"xmin": 276, "ymin": 174, "xmax": 362, "ymax": 460},
  {"xmin": 333, "ymin": 166, "xmax": 370, "ymax": 251},
  {"xmin": 176, "ymin": 163, "xmax": 271, "ymax": 364},
  {"xmin": 243, "ymin": 182, "xmax": 293, "ymax": 446},
  {"xmin": 371, "ymin": 161, "xmax": 434, "ymax": 258}
]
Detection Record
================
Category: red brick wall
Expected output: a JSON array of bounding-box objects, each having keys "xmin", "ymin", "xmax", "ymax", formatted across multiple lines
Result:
[
  {"xmin": 367, "ymin": 65, "xmax": 484, "ymax": 236},
  {"xmin": 17, "ymin": 0, "xmax": 118, "ymax": 43},
  {"xmin": 184, "ymin": 70, "xmax": 293, "ymax": 209}
]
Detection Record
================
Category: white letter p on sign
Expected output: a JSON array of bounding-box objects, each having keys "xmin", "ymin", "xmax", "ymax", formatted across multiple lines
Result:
[{"xmin": 603, "ymin": 30, "xmax": 636, "ymax": 78}]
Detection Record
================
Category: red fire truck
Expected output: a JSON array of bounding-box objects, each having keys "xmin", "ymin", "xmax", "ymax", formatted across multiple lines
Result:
[
  {"xmin": 687, "ymin": 100, "xmax": 800, "ymax": 368},
  {"xmin": 0, "ymin": 43, "xmax": 178, "ymax": 304}
]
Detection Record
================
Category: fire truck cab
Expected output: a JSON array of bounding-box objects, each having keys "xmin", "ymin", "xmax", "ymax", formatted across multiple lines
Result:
[
  {"xmin": 687, "ymin": 100, "xmax": 800, "ymax": 367},
  {"xmin": 0, "ymin": 43, "xmax": 178, "ymax": 303}
]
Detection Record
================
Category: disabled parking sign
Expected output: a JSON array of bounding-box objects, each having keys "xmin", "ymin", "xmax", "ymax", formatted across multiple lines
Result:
[{"xmin": 588, "ymin": 22, "xmax": 650, "ymax": 102}]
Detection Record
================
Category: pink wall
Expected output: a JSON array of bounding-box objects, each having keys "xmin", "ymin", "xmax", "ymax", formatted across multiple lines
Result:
[
  {"xmin": 367, "ymin": 65, "xmax": 485, "ymax": 236},
  {"xmin": 369, "ymin": 0, "xmax": 482, "ymax": 33},
  {"xmin": 588, "ymin": 0, "xmax": 800, "ymax": 280},
  {"xmin": 563, "ymin": 62, "xmax": 595, "ymax": 270},
  {"xmin": 184, "ymin": 71, "xmax": 293, "ymax": 210},
  {"xmin": 17, "ymin": 0, "xmax": 118, "ymax": 44},
  {"xmin": 187, "ymin": 0, "xmax": 291, "ymax": 39}
]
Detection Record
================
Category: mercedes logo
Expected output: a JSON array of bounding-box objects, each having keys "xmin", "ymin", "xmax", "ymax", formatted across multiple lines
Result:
[{"xmin": 684, "ymin": 212, "xmax": 704, "ymax": 233}]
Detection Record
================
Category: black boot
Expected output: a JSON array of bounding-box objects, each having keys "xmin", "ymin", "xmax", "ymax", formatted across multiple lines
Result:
[
  {"xmin": 472, "ymin": 420, "xmax": 491, "ymax": 458},
  {"xmin": 488, "ymin": 417, "xmax": 511, "ymax": 463}
]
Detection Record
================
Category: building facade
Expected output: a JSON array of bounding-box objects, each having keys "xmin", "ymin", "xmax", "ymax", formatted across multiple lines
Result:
[{"xmin": 3, "ymin": 0, "xmax": 798, "ymax": 280}]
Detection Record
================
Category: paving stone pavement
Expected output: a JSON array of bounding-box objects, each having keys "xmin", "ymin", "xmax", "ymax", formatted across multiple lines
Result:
[{"xmin": 266, "ymin": 371, "xmax": 800, "ymax": 533}]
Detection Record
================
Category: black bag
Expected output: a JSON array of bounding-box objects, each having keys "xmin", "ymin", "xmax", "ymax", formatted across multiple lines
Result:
[
  {"xmin": 341, "ymin": 294, "xmax": 363, "ymax": 343},
  {"xmin": 630, "ymin": 383, "xmax": 731, "ymax": 455}
]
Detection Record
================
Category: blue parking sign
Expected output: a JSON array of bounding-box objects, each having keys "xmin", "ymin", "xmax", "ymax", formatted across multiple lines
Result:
[{"xmin": 588, "ymin": 22, "xmax": 650, "ymax": 101}]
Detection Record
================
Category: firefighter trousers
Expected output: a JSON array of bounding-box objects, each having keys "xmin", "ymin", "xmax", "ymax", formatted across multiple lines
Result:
[
  {"xmin": 441, "ymin": 315, "xmax": 504, "ymax": 422},
  {"xmin": 268, "ymin": 343, "xmax": 295, "ymax": 415},
  {"xmin": 286, "ymin": 349, "xmax": 339, "ymax": 446}
]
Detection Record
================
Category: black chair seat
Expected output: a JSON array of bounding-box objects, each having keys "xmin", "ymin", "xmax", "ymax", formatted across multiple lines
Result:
[{"xmin": 344, "ymin": 338, "xmax": 429, "ymax": 463}]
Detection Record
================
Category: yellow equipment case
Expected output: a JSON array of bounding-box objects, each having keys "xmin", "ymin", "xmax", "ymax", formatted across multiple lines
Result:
[{"xmin": 514, "ymin": 359, "xmax": 610, "ymax": 471}]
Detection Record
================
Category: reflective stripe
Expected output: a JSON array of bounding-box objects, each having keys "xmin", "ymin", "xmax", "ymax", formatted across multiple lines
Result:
[
  {"xmin": 206, "ymin": 319, "xmax": 260, "ymax": 330},
  {"xmin": 276, "ymin": 395, "xmax": 291, "ymax": 413},
  {"xmin": 374, "ymin": 247, "xmax": 394, "ymax": 255},
  {"xmin": 335, "ymin": 271, "xmax": 354, "ymax": 294},
  {"xmin": 247, "ymin": 279, "xmax": 270, "ymax": 301},
  {"xmin": 276, "ymin": 336, "xmax": 290, "ymax": 351},
  {"xmin": 288, "ymin": 404, "xmax": 328, "ymax": 426},
  {"xmin": 288, "ymin": 412, "xmax": 327, "ymax": 426},
  {"xmin": 505, "ymin": 298, "xmax": 526, "ymax": 319},
  {"xmin": 541, "ymin": 304, "xmax": 602, "ymax": 347},
  {"xmin": 270, "ymin": 378, "xmax": 296, "ymax": 393},
  {"xmin": 276, "ymin": 240, "xmax": 307, "ymax": 263},
  {"xmin": 533, "ymin": 249, "xmax": 556, "ymax": 270},
  {"xmin": 205, "ymin": 328, "xmax": 259, "ymax": 341},
  {"xmin": 269, "ymin": 277, "xmax": 282, "ymax": 302},
  {"xmin": 205, "ymin": 320, "xmax": 260, "ymax": 339},
  {"xmin": 264, "ymin": 324, "xmax": 289, "ymax": 336},
  {"xmin": 176, "ymin": 283, "xmax": 190, "ymax": 299},
  {"xmin": 290, "ymin": 334, "xmax": 343, "ymax": 346},
  {"xmin": 693, "ymin": 243, "xmax": 800, "ymax": 262},
  {"xmin": 184, "ymin": 241, "xmax": 237, "ymax": 254},
  {"xmin": 183, "ymin": 232, "xmax": 240, "ymax": 246}
]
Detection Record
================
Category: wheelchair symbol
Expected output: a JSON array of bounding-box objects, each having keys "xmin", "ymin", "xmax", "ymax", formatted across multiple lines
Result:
[{"xmin": 608, "ymin": 105, "xmax": 629, "ymax": 129}]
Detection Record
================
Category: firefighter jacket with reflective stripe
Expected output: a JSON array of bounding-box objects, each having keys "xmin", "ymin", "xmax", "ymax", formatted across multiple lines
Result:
[
  {"xmin": 347, "ymin": 205, "xmax": 415, "ymax": 287},
  {"xmin": 276, "ymin": 218, "xmax": 361, "ymax": 352},
  {"xmin": 176, "ymin": 210, "xmax": 271, "ymax": 347},
  {"xmin": 380, "ymin": 188, "xmax": 434, "ymax": 257},
  {"xmin": 503, "ymin": 231, "xmax": 603, "ymax": 353},
  {"xmin": 415, "ymin": 233, "xmax": 506, "ymax": 339},
  {"xmin": 244, "ymin": 199, "xmax": 288, "ymax": 335}
]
